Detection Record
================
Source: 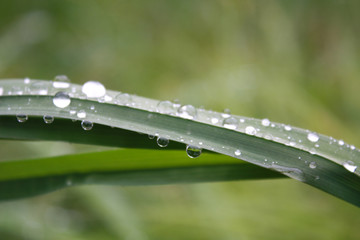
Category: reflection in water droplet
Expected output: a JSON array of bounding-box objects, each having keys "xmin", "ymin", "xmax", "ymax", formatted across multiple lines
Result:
[
  {"xmin": 309, "ymin": 162, "xmax": 317, "ymax": 169},
  {"xmin": 81, "ymin": 120, "xmax": 93, "ymax": 130},
  {"xmin": 177, "ymin": 105, "xmax": 197, "ymax": 120},
  {"xmin": 245, "ymin": 126, "xmax": 257, "ymax": 135},
  {"xmin": 82, "ymin": 81, "xmax": 106, "ymax": 98},
  {"xmin": 53, "ymin": 92, "xmax": 71, "ymax": 108},
  {"xmin": 343, "ymin": 161, "xmax": 357, "ymax": 173},
  {"xmin": 77, "ymin": 110, "xmax": 86, "ymax": 118},
  {"xmin": 234, "ymin": 149, "xmax": 241, "ymax": 156},
  {"xmin": 16, "ymin": 114, "xmax": 28, "ymax": 123},
  {"xmin": 157, "ymin": 101, "xmax": 177, "ymax": 114},
  {"xmin": 222, "ymin": 117, "xmax": 238, "ymax": 130},
  {"xmin": 307, "ymin": 132, "xmax": 319, "ymax": 143},
  {"xmin": 53, "ymin": 75, "xmax": 70, "ymax": 88},
  {"xmin": 43, "ymin": 115, "xmax": 54, "ymax": 124},
  {"xmin": 186, "ymin": 145, "xmax": 202, "ymax": 158},
  {"xmin": 261, "ymin": 118, "xmax": 270, "ymax": 127},
  {"xmin": 157, "ymin": 137, "xmax": 169, "ymax": 147}
]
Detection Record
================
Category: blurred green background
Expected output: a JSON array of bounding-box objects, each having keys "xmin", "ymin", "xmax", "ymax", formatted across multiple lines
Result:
[{"xmin": 1, "ymin": 0, "xmax": 360, "ymax": 239}]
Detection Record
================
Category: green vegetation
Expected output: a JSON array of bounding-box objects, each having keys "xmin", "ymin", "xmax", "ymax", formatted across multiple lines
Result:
[{"xmin": 0, "ymin": 1, "xmax": 360, "ymax": 239}]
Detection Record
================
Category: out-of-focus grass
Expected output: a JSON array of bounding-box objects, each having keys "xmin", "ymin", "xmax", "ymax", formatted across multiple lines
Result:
[{"xmin": 0, "ymin": 1, "xmax": 359, "ymax": 239}]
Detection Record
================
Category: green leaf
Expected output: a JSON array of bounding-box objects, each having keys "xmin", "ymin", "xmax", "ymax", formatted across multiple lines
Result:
[{"xmin": 0, "ymin": 79, "xmax": 359, "ymax": 207}]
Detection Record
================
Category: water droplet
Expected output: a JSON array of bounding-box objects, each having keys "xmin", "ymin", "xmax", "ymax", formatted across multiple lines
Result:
[
  {"xmin": 284, "ymin": 125, "xmax": 292, "ymax": 131},
  {"xmin": 82, "ymin": 81, "xmax": 106, "ymax": 98},
  {"xmin": 177, "ymin": 105, "xmax": 197, "ymax": 120},
  {"xmin": 115, "ymin": 93, "xmax": 131, "ymax": 105},
  {"xmin": 350, "ymin": 145, "xmax": 356, "ymax": 150},
  {"xmin": 211, "ymin": 117, "xmax": 219, "ymax": 124},
  {"xmin": 234, "ymin": 149, "xmax": 241, "ymax": 156},
  {"xmin": 148, "ymin": 134, "xmax": 155, "ymax": 139},
  {"xmin": 24, "ymin": 77, "xmax": 30, "ymax": 84},
  {"xmin": 29, "ymin": 81, "xmax": 48, "ymax": 95},
  {"xmin": 53, "ymin": 75, "xmax": 70, "ymax": 88},
  {"xmin": 53, "ymin": 92, "xmax": 71, "ymax": 108},
  {"xmin": 43, "ymin": 115, "xmax": 54, "ymax": 124},
  {"xmin": 90, "ymin": 105, "xmax": 95, "ymax": 110},
  {"xmin": 9, "ymin": 86, "xmax": 23, "ymax": 95},
  {"xmin": 222, "ymin": 117, "xmax": 238, "ymax": 130},
  {"xmin": 186, "ymin": 145, "xmax": 202, "ymax": 158},
  {"xmin": 77, "ymin": 110, "xmax": 86, "ymax": 118},
  {"xmin": 338, "ymin": 140, "xmax": 345, "ymax": 146},
  {"xmin": 307, "ymin": 132, "xmax": 319, "ymax": 143},
  {"xmin": 343, "ymin": 161, "xmax": 357, "ymax": 173},
  {"xmin": 245, "ymin": 126, "xmax": 257, "ymax": 135},
  {"xmin": 157, "ymin": 101, "xmax": 177, "ymax": 114},
  {"xmin": 221, "ymin": 109, "xmax": 231, "ymax": 118},
  {"xmin": 81, "ymin": 120, "xmax": 93, "ymax": 130},
  {"xmin": 0, "ymin": 87, "xmax": 3, "ymax": 96},
  {"xmin": 157, "ymin": 137, "xmax": 169, "ymax": 147},
  {"xmin": 16, "ymin": 114, "xmax": 28, "ymax": 123},
  {"xmin": 309, "ymin": 162, "xmax": 317, "ymax": 169},
  {"xmin": 261, "ymin": 118, "xmax": 270, "ymax": 127}
]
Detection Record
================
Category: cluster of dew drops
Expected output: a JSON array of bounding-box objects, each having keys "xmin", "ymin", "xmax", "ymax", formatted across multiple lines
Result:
[
  {"xmin": 12, "ymin": 76, "xmax": 202, "ymax": 159},
  {"xmin": 4, "ymin": 76, "xmax": 359, "ymax": 167}
]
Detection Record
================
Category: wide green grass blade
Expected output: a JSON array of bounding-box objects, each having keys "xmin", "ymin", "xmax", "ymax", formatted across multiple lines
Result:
[
  {"xmin": 0, "ymin": 79, "xmax": 359, "ymax": 207},
  {"xmin": 0, "ymin": 149, "xmax": 283, "ymax": 201}
]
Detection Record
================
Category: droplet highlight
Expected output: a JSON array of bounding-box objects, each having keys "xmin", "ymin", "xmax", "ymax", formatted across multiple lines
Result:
[
  {"xmin": 245, "ymin": 126, "xmax": 257, "ymax": 135},
  {"xmin": 343, "ymin": 161, "xmax": 357, "ymax": 173},
  {"xmin": 82, "ymin": 81, "xmax": 106, "ymax": 98}
]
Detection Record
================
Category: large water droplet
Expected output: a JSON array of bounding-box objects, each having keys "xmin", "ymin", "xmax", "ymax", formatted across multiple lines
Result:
[
  {"xmin": 53, "ymin": 75, "xmax": 70, "ymax": 88},
  {"xmin": 186, "ymin": 145, "xmax": 202, "ymax": 158},
  {"xmin": 43, "ymin": 115, "xmax": 54, "ymax": 124},
  {"xmin": 261, "ymin": 118, "xmax": 270, "ymax": 127},
  {"xmin": 82, "ymin": 81, "xmax": 106, "ymax": 98},
  {"xmin": 245, "ymin": 126, "xmax": 257, "ymax": 135},
  {"xmin": 222, "ymin": 117, "xmax": 238, "ymax": 130},
  {"xmin": 234, "ymin": 149, "xmax": 241, "ymax": 156},
  {"xmin": 157, "ymin": 101, "xmax": 177, "ymax": 114},
  {"xmin": 309, "ymin": 162, "xmax": 317, "ymax": 169},
  {"xmin": 157, "ymin": 137, "xmax": 169, "ymax": 147},
  {"xmin": 81, "ymin": 120, "xmax": 93, "ymax": 130},
  {"xmin": 53, "ymin": 92, "xmax": 71, "ymax": 108},
  {"xmin": 307, "ymin": 132, "xmax": 319, "ymax": 143},
  {"xmin": 177, "ymin": 105, "xmax": 197, "ymax": 120},
  {"xmin": 16, "ymin": 114, "xmax": 28, "ymax": 123},
  {"xmin": 77, "ymin": 110, "xmax": 86, "ymax": 118},
  {"xmin": 343, "ymin": 161, "xmax": 357, "ymax": 173}
]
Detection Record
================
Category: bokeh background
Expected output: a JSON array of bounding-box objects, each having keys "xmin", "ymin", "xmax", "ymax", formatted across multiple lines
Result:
[{"xmin": 1, "ymin": 1, "xmax": 360, "ymax": 239}]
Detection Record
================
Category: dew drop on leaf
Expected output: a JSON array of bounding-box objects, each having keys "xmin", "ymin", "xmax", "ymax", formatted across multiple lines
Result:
[
  {"xmin": 81, "ymin": 120, "xmax": 93, "ymax": 130},
  {"xmin": 53, "ymin": 75, "xmax": 70, "ymax": 89},
  {"xmin": 245, "ymin": 126, "xmax": 257, "ymax": 135},
  {"xmin": 222, "ymin": 117, "xmax": 238, "ymax": 130},
  {"xmin": 53, "ymin": 92, "xmax": 71, "ymax": 108},
  {"xmin": 16, "ymin": 114, "xmax": 28, "ymax": 123},
  {"xmin": 309, "ymin": 162, "xmax": 317, "ymax": 169},
  {"xmin": 77, "ymin": 110, "xmax": 86, "ymax": 118},
  {"xmin": 343, "ymin": 161, "xmax": 357, "ymax": 173},
  {"xmin": 177, "ymin": 105, "xmax": 197, "ymax": 120},
  {"xmin": 186, "ymin": 145, "xmax": 202, "ymax": 158},
  {"xmin": 157, "ymin": 137, "xmax": 169, "ymax": 147},
  {"xmin": 43, "ymin": 115, "xmax": 54, "ymax": 124},
  {"xmin": 234, "ymin": 149, "xmax": 241, "ymax": 156},
  {"xmin": 261, "ymin": 118, "xmax": 270, "ymax": 127},
  {"xmin": 82, "ymin": 81, "xmax": 106, "ymax": 98},
  {"xmin": 307, "ymin": 132, "xmax": 319, "ymax": 143},
  {"xmin": 157, "ymin": 100, "xmax": 177, "ymax": 114}
]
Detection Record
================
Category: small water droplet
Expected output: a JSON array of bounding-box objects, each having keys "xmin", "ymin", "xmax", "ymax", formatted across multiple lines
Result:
[
  {"xmin": 29, "ymin": 81, "xmax": 48, "ymax": 95},
  {"xmin": 115, "ymin": 93, "xmax": 131, "ymax": 105},
  {"xmin": 157, "ymin": 101, "xmax": 177, "ymax": 114},
  {"xmin": 77, "ymin": 110, "xmax": 86, "ymax": 118},
  {"xmin": 81, "ymin": 120, "xmax": 93, "ymax": 130},
  {"xmin": 148, "ymin": 134, "xmax": 155, "ymax": 139},
  {"xmin": 211, "ymin": 117, "xmax": 219, "ymax": 124},
  {"xmin": 16, "ymin": 114, "xmax": 28, "ymax": 122},
  {"xmin": 338, "ymin": 140, "xmax": 345, "ymax": 146},
  {"xmin": 53, "ymin": 75, "xmax": 70, "ymax": 88},
  {"xmin": 222, "ymin": 117, "xmax": 238, "ymax": 130},
  {"xmin": 234, "ymin": 149, "xmax": 241, "ymax": 156},
  {"xmin": 186, "ymin": 145, "xmax": 202, "ymax": 158},
  {"xmin": 0, "ymin": 87, "xmax": 3, "ymax": 96},
  {"xmin": 307, "ymin": 132, "xmax": 319, "ymax": 143},
  {"xmin": 284, "ymin": 125, "xmax": 292, "ymax": 131},
  {"xmin": 90, "ymin": 105, "xmax": 95, "ymax": 110},
  {"xmin": 343, "ymin": 161, "xmax": 357, "ymax": 173},
  {"xmin": 350, "ymin": 145, "xmax": 356, "ymax": 150},
  {"xmin": 157, "ymin": 137, "xmax": 169, "ymax": 147},
  {"xmin": 24, "ymin": 77, "xmax": 30, "ymax": 84},
  {"xmin": 43, "ymin": 115, "xmax": 54, "ymax": 124},
  {"xmin": 177, "ymin": 105, "xmax": 197, "ymax": 120},
  {"xmin": 82, "ymin": 81, "xmax": 106, "ymax": 98},
  {"xmin": 245, "ymin": 126, "xmax": 257, "ymax": 135},
  {"xmin": 309, "ymin": 162, "xmax": 317, "ymax": 169},
  {"xmin": 261, "ymin": 118, "xmax": 270, "ymax": 127},
  {"xmin": 53, "ymin": 92, "xmax": 71, "ymax": 108}
]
